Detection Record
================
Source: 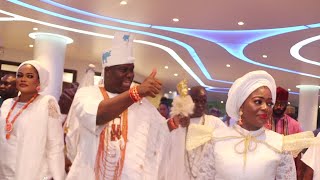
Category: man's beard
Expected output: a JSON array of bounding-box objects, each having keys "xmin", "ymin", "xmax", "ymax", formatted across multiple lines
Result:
[{"xmin": 273, "ymin": 109, "xmax": 286, "ymax": 118}]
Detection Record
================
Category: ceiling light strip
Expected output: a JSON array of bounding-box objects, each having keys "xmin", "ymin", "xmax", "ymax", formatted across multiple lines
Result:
[
  {"xmin": 39, "ymin": 0, "xmax": 320, "ymax": 80},
  {"xmin": 290, "ymin": 35, "xmax": 320, "ymax": 66},
  {"xmin": 8, "ymin": 0, "xmax": 232, "ymax": 84},
  {"xmin": 41, "ymin": 0, "xmax": 151, "ymax": 27},
  {"xmin": 0, "ymin": 9, "xmax": 228, "ymax": 91},
  {"xmin": 152, "ymin": 25, "xmax": 320, "ymax": 79}
]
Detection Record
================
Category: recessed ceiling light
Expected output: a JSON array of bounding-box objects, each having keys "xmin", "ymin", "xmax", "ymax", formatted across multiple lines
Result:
[
  {"xmin": 226, "ymin": 64, "xmax": 231, "ymax": 67},
  {"xmin": 172, "ymin": 18, "xmax": 179, "ymax": 22},
  {"xmin": 120, "ymin": 0, "xmax": 127, "ymax": 5},
  {"xmin": 288, "ymin": 88, "xmax": 291, "ymax": 91},
  {"xmin": 238, "ymin": 21, "xmax": 245, "ymax": 26},
  {"xmin": 29, "ymin": 44, "xmax": 34, "ymax": 48},
  {"xmin": 319, "ymin": 106, "xmax": 320, "ymax": 108},
  {"xmin": 169, "ymin": 91, "xmax": 172, "ymax": 94},
  {"xmin": 262, "ymin": 55, "xmax": 268, "ymax": 58},
  {"xmin": 188, "ymin": 88, "xmax": 191, "ymax": 90},
  {"xmin": 220, "ymin": 101, "xmax": 224, "ymax": 104},
  {"xmin": 174, "ymin": 73, "xmax": 178, "ymax": 76},
  {"xmin": 33, "ymin": 27, "xmax": 38, "ymax": 31},
  {"xmin": 288, "ymin": 102, "xmax": 291, "ymax": 105},
  {"xmin": 164, "ymin": 66, "xmax": 169, "ymax": 69}
]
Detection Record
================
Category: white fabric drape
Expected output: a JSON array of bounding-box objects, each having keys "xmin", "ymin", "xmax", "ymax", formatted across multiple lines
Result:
[
  {"xmin": 301, "ymin": 133, "xmax": 320, "ymax": 180},
  {"xmin": 158, "ymin": 114, "xmax": 226, "ymax": 180},
  {"xmin": 195, "ymin": 125, "xmax": 296, "ymax": 180}
]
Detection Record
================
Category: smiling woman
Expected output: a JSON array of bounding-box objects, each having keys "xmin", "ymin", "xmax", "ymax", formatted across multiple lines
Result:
[
  {"xmin": 186, "ymin": 71, "xmax": 297, "ymax": 180},
  {"xmin": 0, "ymin": 60, "xmax": 65, "ymax": 180}
]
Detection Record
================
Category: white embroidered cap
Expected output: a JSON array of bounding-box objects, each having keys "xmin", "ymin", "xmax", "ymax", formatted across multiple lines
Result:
[
  {"xmin": 226, "ymin": 70, "xmax": 276, "ymax": 120},
  {"xmin": 102, "ymin": 31, "xmax": 135, "ymax": 68}
]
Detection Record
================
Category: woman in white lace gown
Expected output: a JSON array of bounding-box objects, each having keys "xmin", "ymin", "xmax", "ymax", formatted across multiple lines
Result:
[
  {"xmin": 0, "ymin": 60, "xmax": 65, "ymax": 180},
  {"xmin": 192, "ymin": 70, "xmax": 296, "ymax": 180}
]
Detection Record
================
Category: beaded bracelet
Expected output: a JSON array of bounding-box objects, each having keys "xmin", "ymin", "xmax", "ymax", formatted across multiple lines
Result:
[
  {"xmin": 129, "ymin": 86, "xmax": 142, "ymax": 103},
  {"xmin": 167, "ymin": 118, "xmax": 179, "ymax": 131}
]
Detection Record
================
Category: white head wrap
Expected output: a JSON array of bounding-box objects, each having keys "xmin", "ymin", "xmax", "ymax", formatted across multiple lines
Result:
[
  {"xmin": 226, "ymin": 70, "xmax": 276, "ymax": 120},
  {"xmin": 100, "ymin": 32, "xmax": 135, "ymax": 85},
  {"xmin": 17, "ymin": 60, "xmax": 49, "ymax": 92}
]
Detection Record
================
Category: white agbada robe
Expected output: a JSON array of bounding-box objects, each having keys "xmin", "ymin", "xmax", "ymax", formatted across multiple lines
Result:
[
  {"xmin": 301, "ymin": 133, "xmax": 320, "ymax": 180},
  {"xmin": 0, "ymin": 95, "xmax": 65, "ymax": 180},
  {"xmin": 196, "ymin": 124, "xmax": 296, "ymax": 180},
  {"xmin": 66, "ymin": 86, "xmax": 169, "ymax": 180},
  {"xmin": 158, "ymin": 114, "xmax": 226, "ymax": 180}
]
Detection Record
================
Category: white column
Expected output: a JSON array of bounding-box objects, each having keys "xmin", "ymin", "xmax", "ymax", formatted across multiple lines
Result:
[
  {"xmin": 29, "ymin": 32, "xmax": 73, "ymax": 100},
  {"xmin": 296, "ymin": 85, "xmax": 320, "ymax": 131}
]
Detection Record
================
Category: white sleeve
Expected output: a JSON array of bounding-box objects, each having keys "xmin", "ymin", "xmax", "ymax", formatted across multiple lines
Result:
[
  {"xmin": 275, "ymin": 152, "xmax": 297, "ymax": 180},
  {"xmin": 302, "ymin": 142, "xmax": 320, "ymax": 179},
  {"xmin": 46, "ymin": 99, "xmax": 66, "ymax": 180},
  {"xmin": 74, "ymin": 87, "xmax": 106, "ymax": 135},
  {"xmin": 195, "ymin": 140, "xmax": 216, "ymax": 180}
]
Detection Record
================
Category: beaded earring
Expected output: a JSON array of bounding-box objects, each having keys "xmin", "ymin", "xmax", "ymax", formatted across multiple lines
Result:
[
  {"xmin": 238, "ymin": 110, "xmax": 243, "ymax": 125},
  {"xmin": 266, "ymin": 118, "xmax": 272, "ymax": 129}
]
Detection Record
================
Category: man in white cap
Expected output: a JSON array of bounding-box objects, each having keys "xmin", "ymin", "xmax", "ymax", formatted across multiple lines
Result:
[{"xmin": 66, "ymin": 32, "xmax": 169, "ymax": 180}]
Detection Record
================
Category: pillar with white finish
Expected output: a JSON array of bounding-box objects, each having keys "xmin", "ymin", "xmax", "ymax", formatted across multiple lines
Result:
[
  {"xmin": 29, "ymin": 32, "xmax": 73, "ymax": 100},
  {"xmin": 296, "ymin": 85, "xmax": 320, "ymax": 131}
]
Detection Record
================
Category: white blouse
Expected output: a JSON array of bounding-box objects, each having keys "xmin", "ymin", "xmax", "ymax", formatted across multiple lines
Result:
[{"xmin": 196, "ymin": 125, "xmax": 296, "ymax": 180}]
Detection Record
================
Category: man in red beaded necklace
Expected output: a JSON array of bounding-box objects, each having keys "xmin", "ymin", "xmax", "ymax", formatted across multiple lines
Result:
[{"xmin": 66, "ymin": 32, "xmax": 170, "ymax": 180}]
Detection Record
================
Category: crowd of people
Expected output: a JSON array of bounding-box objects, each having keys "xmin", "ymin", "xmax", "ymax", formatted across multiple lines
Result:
[{"xmin": 0, "ymin": 31, "xmax": 319, "ymax": 180}]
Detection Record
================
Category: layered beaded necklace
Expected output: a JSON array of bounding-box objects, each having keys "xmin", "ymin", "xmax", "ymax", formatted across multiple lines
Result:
[{"xmin": 5, "ymin": 93, "xmax": 39, "ymax": 139}]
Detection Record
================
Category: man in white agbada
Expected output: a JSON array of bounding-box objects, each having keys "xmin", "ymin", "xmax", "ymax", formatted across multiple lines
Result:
[
  {"xmin": 66, "ymin": 32, "xmax": 170, "ymax": 180},
  {"xmin": 159, "ymin": 84, "xmax": 226, "ymax": 180}
]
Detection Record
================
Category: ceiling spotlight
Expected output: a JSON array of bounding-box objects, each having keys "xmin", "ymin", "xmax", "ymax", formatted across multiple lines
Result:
[
  {"xmin": 262, "ymin": 55, "xmax": 268, "ymax": 58},
  {"xmin": 120, "ymin": 0, "xmax": 127, "ymax": 5},
  {"xmin": 174, "ymin": 73, "xmax": 178, "ymax": 76},
  {"xmin": 169, "ymin": 91, "xmax": 172, "ymax": 94},
  {"xmin": 288, "ymin": 102, "xmax": 291, "ymax": 105},
  {"xmin": 29, "ymin": 44, "xmax": 34, "ymax": 48},
  {"xmin": 33, "ymin": 27, "xmax": 38, "ymax": 31},
  {"xmin": 288, "ymin": 89, "xmax": 291, "ymax": 91},
  {"xmin": 220, "ymin": 101, "xmax": 224, "ymax": 104},
  {"xmin": 172, "ymin": 18, "xmax": 179, "ymax": 22},
  {"xmin": 319, "ymin": 106, "xmax": 320, "ymax": 108},
  {"xmin": 226, "ymin": 64, "xmax": 231, "ymax": 67},
  {"xmin": 188, "ymin": 88, "xmax": 191, "ymax": 90},
  {"xmin": 238, "ymin": 21, "xmax": 245, "ymax": 26},
  {"xmin": 164, "ymin": 66, "xmax": 169, "ymax": 69}
]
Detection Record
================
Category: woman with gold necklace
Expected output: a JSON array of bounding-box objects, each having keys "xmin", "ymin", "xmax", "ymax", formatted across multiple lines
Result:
[{"xmin": 0, "ymin": 60, "xmax": 65, "ymax": 180}]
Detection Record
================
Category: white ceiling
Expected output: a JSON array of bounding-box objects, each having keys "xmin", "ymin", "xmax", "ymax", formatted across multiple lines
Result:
[{"xmin": 0, "ymin": 0, "xmax": 320, "ymax": 105}]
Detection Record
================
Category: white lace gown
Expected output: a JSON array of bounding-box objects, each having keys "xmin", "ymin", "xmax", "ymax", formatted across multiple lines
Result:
[
  {"xmin": 0, "ymin": 95, "xmax": 65, "ymax": 180},
  {"xmin": 196, "ymin": 125, "xmax": 296, "ymax": 180},
  {"xmin": 158, "ymin": 114, "xmax": 226, "ymax": 180}
]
